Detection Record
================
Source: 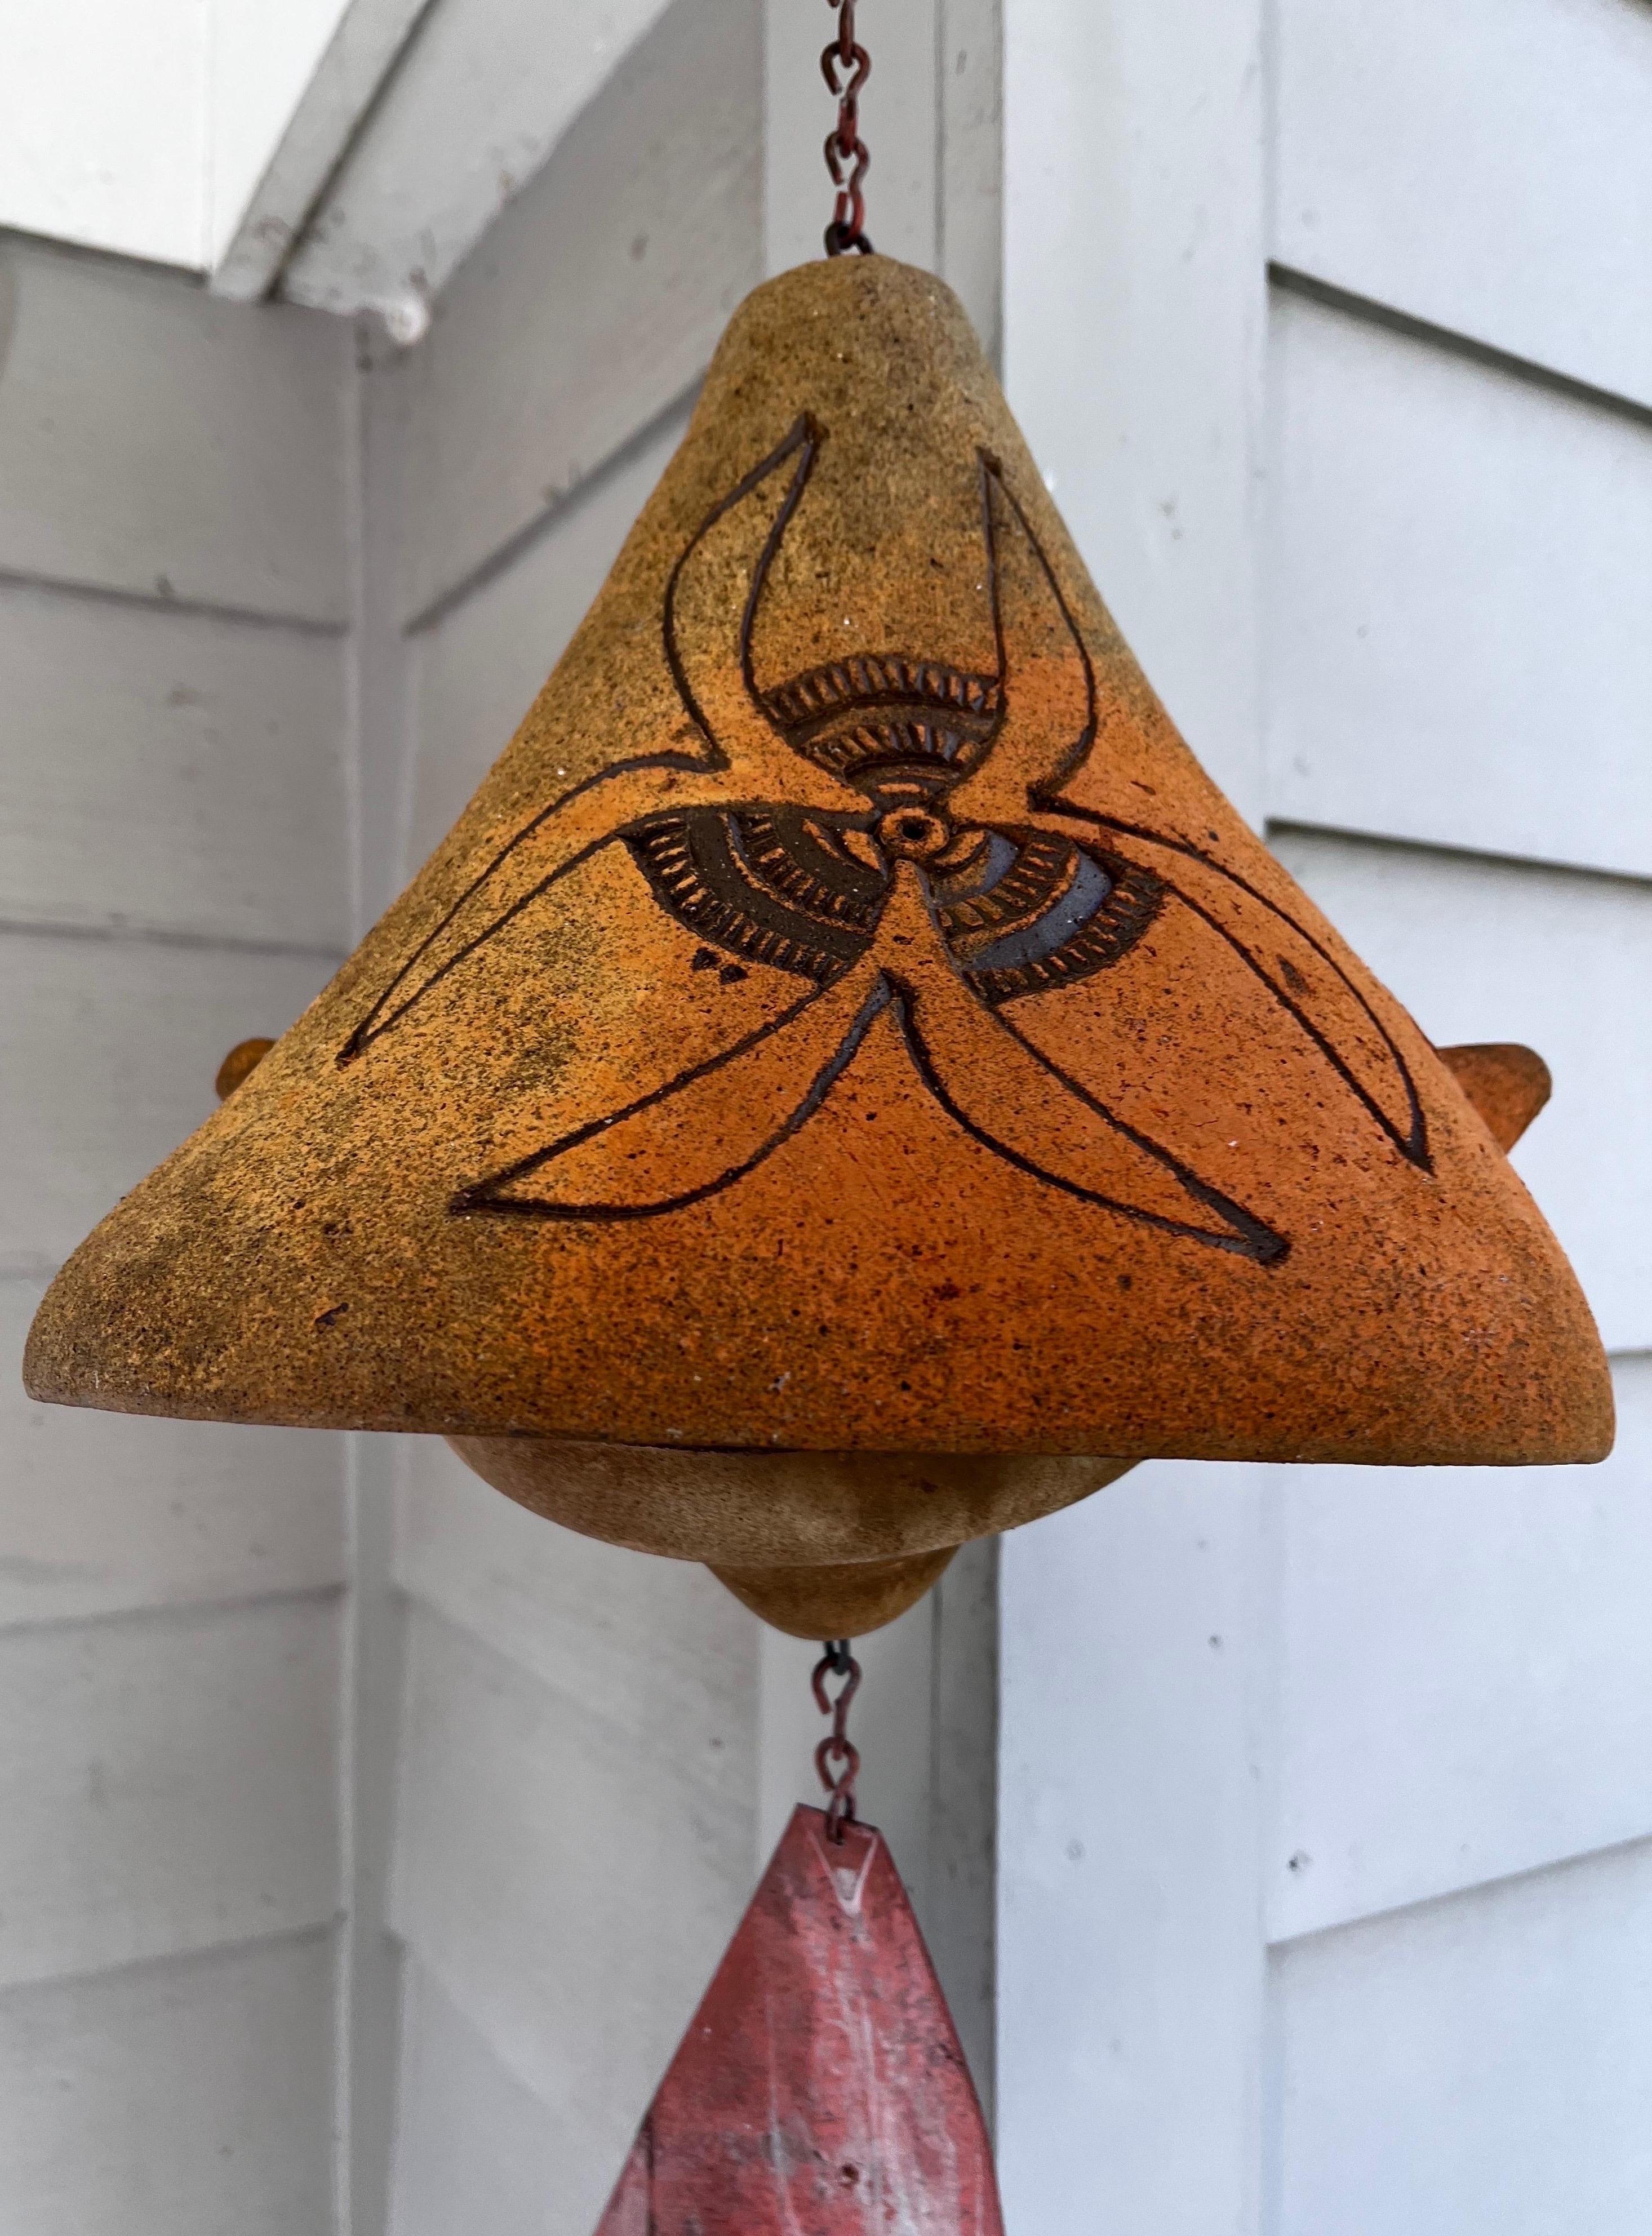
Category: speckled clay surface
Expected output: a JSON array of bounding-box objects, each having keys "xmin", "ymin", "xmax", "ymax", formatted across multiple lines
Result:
[{"xmin": 26, "ymin": 257, "xmax": 1613, "ymax": 1503}]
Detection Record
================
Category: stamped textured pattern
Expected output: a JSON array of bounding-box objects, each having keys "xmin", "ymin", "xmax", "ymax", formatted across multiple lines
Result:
[{"xmin": 25, "ymin": 255, "xmax": 1612, "ymax": 1475}]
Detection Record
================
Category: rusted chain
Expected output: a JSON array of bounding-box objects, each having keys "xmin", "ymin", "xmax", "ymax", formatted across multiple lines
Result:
[
  {"xmin": 811, "ymin": 1638, "xmax": 863, "ymax": 1839},
  {"xmin": 822, "ymin": 0, "xmax": 873, "ymax": 255}
]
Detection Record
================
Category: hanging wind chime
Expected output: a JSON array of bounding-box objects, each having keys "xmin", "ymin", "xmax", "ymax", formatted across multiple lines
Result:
[{"xmin": 23, "ymin": 0, "xmax": 1611, "ymax": 2225}]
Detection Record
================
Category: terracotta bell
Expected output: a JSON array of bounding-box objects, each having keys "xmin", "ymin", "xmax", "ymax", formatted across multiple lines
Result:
[{"xmin": 23, "ymin": 256, "xmax": 1613, "ymax": 1637}]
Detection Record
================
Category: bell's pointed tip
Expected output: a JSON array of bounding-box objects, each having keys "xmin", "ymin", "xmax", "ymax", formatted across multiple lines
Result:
[{"xmin": 710, "ymin": 1545, "xmax": 957, "ymax": 1636}]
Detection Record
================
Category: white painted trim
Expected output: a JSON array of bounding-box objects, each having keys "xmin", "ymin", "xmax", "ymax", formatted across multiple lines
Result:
[{"xmin": 210, "ymin": 0, "xmax": 430, "ymax": 305}]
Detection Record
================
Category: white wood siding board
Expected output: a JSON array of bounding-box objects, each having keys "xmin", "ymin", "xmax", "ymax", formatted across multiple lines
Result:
[
  {"xmin": 388, "ymin": 1601, "xmax": 753, "ymax": 2203},
  {"xmin": 0, "ymin": 932, "xmax": 336, "ymax": 1278},
  {"xmin": 383, "ymin": 0, "xmax": 758, "ymax": 628},
  {"xmin": 1271, "ymin": 829, "xmax": 1652, "ymax": 1354},
  {"xmin": 1272, "ymin": 1839, "xmax": 1652, "ymax": 2236},
  {"xmin": 1267, "ymin": 1353, "xmax": 1652, "ymax": 1943},
  {"xmin": 936, "ymin": 0, "xmax": 1004, "ymax": 364},
  {"xmin": 403, "ymin": 406, "xmax": 689, "ymax": 877},
  {"xmin": 0, "ymin": 584, "xmax": 350, "ymax": 948},
  {"xmin": 279, "ymin": 0, "xmax": 680, "ymax": 331},
  {"xmin": 0, "ymin": 1278, "xmax": 346, "ymax": 1631},
  {"xmin": 0, "ymin": 1593, "xmax": 341, "ymax": 1988},
  {"xmin": 394, "ymin": 1438, "xmax": 755, "ymax": 1810},
  {"xmin": 339, "ymin": 1435, "xmax": 411, "ymax": 2236},
  {"xmin": 0, "ymin": 1928, "xmax": 336, "ymax": 2236},
  {"xmin": 1266, "ymin": 290, "xmax": 1652, "ymax": 878},
  {"xmin": 356, "ymin": 317, "xmax": 425, "ymax": 933},
  {"xmin": 0, "ymin": 239, "xmax": 350, "ymax": 623},
  {"xmin": 1002, "ymin": 0, "xmax": 1268, "ymax": 823},
  {"xmin": 925, "ymin": 1535, "xmax": 999, "ymax": 2122},
  {"xmin": 1274, "ymin": 0, "xmax": 1652, "ymax": 410},
  {"xmin": 389, "ymin": 1957, "xmax": 565, "ymax": 2236},
  {"xmin": 998, "ymin": 1461, "xmax": 1267, "ymax": 2236}
]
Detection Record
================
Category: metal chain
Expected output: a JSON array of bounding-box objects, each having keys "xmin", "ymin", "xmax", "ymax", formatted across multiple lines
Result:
[
  {"xmin": 811, "ymin": 1638, "xmax": 863, "ymax": 1841},
  {"xmin": 821, "ymin": 0, "xmax": 873, "ymax": 256}
]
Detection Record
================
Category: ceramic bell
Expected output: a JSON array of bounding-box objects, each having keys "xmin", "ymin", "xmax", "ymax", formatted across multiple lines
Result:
[{"xmin": 24, "ymin": 256, "xmax": 1613, "ymax": 1637}]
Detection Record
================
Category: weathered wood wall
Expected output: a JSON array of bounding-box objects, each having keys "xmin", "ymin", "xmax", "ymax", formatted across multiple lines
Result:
[
  {"xmin": 0, "ymin": 237, "xmax": 353, "ymax": 2233},
  {"xmin": 998, "ymin": 0, "xmax": 1652, "ymax": 2229}
]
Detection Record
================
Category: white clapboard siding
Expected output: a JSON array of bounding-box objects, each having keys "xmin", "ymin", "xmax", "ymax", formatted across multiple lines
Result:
[
  {"xmin": 385, "ymin": 0, "xmax": 760, "ymax": 626},
  {"xmin": 0, "ymin": 583, "xmax": 350, "ymax": 946},
  {"xmin": 1002, "ymin": 0, "xmax": 1267, "ymax": 821},
  {"xmin": 0, "ymin": 239, "xmax": 350, "ymax": 623},
  {"xmin": 997, "ymin": 1460, "xmax": 1265, "ymax": 2234},
  {"xmin": 0, "ymin": 1929, "xmax": 336, "ymax": 2236},
  {"xmin": 1266, "ymin": 290, "xmax": 1652, "ymax": 877},
  {"xmin": 1273, "ymin": 1838, "xmax": 1652, "ymax": 2236},
  {"xmin": 755, "ymin": 1555, "xmax": 1000, "ymax": 2114},
  {"xmin": 0, "ymin": 931, "xmax": 336, "ymax": 1277},
  {"xmin": 0, "ymin": 1593, "xmax": 341, "ymax": 1988},
  {"xmin": 277, "ymin": 0, "xmax": 678, "ymax": 329},
  {"xmin": 998, "ymin": 15, "xmax": 1271, "ymax": 2222},
  {"xmin": 1269, "ymin": 1353, "xmax": 1652, "ymax": 1941},
  {"xmin": 395, "ymin": 1438, "xmax": 754, "ymax": 1810},
  {"xmin": 1275, "ymin": 0, "xmax": 1652, "ymax": 407},
  {"xmin": 1272, "ymin": 829, "xmax": 1652, "ymax": 1354},
  {"xmin": 388, "ymin": 1602, "xmax": 754, "ymax": 2224},
  {"xmin": 403, "ymin": 407, "xmax": 689, "ymax": 875},
  {"xmin": 389, "ymin": 1958, "xmax": 566, "ymax": 2236},
  {"xmin": 0, "ymin": 1279, "xmax": 345, "ymax": 1630}
]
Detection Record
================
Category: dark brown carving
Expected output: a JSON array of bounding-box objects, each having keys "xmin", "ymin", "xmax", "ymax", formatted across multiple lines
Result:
[{"xmin": 343, "ymin": 433, "xmax": 1441, "ymax": 1269}]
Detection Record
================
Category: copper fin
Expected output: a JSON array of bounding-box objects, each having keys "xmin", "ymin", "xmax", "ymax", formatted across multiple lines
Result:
[
  {"xmin": 591, "ymin": 1806, "xmax": 1003, "ymax": 2235},
  {"xmin": 1438, "ymin": 1042, "xmax": 1553, "ymax": 1152}
]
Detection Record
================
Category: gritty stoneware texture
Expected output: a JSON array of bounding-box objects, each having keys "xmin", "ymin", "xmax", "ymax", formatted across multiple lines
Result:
[
  {"xmin": 447, "ymin": 1441, "xmax": 1130, "ymax": 1566},
  {"xmin": 26, "ymin": 257, "xmax": 1613, "ymax": 1499}
]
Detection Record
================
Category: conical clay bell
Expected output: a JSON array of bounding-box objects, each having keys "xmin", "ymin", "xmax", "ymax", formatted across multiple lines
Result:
[
  {"xmin": 592, "ymin": 1806, "xmax": 1002, "ymax": 2236},
  {"xmin": 24, "ymin": 256, "xmax": 1612, "ymax": 1638}
]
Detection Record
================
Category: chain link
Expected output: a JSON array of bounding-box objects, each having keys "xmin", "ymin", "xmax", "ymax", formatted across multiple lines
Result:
[
  {"xmin": 821, "ymin": 0, "xmax": 873, "ymax": 256},
  {"xmin": 811, "ymin": 1638, "xmax": 863, "ymax": 1840}
]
